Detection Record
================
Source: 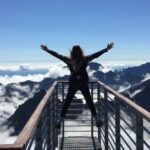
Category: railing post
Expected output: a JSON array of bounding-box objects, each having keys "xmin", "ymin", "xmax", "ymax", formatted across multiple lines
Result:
[
  {"xmin": 35, "ymin": 118, "xmax": 42, "ymax": 150},
  {"xmin": 91, "ymin": 82, "xmax": 94, "ymax": 138},
  {"xmin": 50, "ymin": 93, "xmax": 55, "ymax": 150},
  {"xmin": 52, "ymin": 93, "xmax": 56, "ymax": 150},
  {"xmin": 61, "ymin": 82, "xmax": 65, "ymax": 150},
  {"xmin": 97, "ymin": 83, "xmax": 101, "ymax": 144},
  {"xmin": 55, "ymin": 84, "xmax": 58, "ymax": 148},
  {"xmin": 49, "ymin": 93, "xmax": 55, "ymax": 150},
  {"xmin": 104, "ymin": 88, "xmax": 108, "ymax": 150},
  {"xmin": 115, "ymin": 99, "xmax": 120, "ymax": 150},
  {"xmin": 49, "ymin": 97, "xmax": 52, "ymax": 149},
  {"xmin": 47, "ymin": 100, "xmax": 51, "ymax": 150},
  {"xmin": 136, "ymin": 114, "xmax": 143, "ymax": 150}
]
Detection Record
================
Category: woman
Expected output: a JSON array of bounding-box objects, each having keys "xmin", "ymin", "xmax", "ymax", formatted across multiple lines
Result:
[{"xmin": 41, "ymin": 43, "xmax": 114, "ymax": 128}]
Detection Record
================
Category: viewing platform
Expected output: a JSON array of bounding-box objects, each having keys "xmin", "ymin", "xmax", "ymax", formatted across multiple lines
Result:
[{"xmin": 0, "ymin": 81, "xmax": 150, "ymax": 150}]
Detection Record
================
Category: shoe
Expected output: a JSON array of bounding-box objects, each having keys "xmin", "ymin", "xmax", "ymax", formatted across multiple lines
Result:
[
  {"xmin": 55, "ymin": 117, "xmax": 64, "ymax": 129},
  {"xmin": 94, "ymin": 115, "xmax": 103, "ymax": 127},
  {"xmin": 96, "ymin": 119, "xmax": 103, "ymax": 127},
  {"xmin": 56, "ymin": 120, "xmax": 61, "ymax": 129}
]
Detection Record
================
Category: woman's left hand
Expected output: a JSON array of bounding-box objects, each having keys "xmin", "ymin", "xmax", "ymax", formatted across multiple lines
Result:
[{"xmin": 107, "ymin": 42, "xmax": 114, "ymax": 50}]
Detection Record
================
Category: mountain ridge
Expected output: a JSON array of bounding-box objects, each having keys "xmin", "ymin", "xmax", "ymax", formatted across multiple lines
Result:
[{"xmin": 0, "ymin": 61, "xmax": 150, "ymax": 141}]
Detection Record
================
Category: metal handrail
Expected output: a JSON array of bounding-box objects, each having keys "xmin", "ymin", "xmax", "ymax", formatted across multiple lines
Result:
[
  {"xmin": 98, "ymin": 80, "xmax": 150, "ymax": 121},
  {"xmin": 98, "ymin": 80, "xmax": 150, "ymax": 150},
  {"xmin": 0, "ymin": 80, "xmax": 150, "ymax": 150},
  {"xmin": 0, "ymin": 81, "xmax": 58, "ymax": 150}
]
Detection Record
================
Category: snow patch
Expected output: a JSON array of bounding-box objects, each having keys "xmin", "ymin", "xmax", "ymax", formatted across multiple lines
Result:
[
  {"xmin": 142, "ymin": 73, "xmax": 150, "ymax": 82},
  {"xmin": 131, "ymin": 89, "xmax": 143, "ymax": 97}
]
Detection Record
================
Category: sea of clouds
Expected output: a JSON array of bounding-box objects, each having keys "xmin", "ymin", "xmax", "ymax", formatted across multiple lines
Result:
[
  {"xmin": 0, "ymin": 61, "xmax": 146, "ymax": 85},
  {"xmin": 0, "ymin": 63, "xmax": 70, "ymax": 84}
]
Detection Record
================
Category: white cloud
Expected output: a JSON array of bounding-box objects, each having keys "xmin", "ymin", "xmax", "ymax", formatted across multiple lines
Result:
[
  {"xmin": 0, "ymin": 126, "xmax": 17, "ymax": 144},
  {"xmin": 0, "ymin": 63, "xmax": 70, "ymax": 84},
  {"xmin": 0, "ymin": 83, "xmax": 40, "ymax": 119},
  {"xmin": 100, "ymin": 60, "xmax": 146, "ymax": 72},
  {"xmin": 0, "ymin": 102, "xmax": 16, "ymax": 118},
  {"xmin": 0, "ymin": 74, "xmax": 44, "ymax": 84},
  {"xmin": 0, "ymin": 61, "xmax": 147, "ymax": 84}
]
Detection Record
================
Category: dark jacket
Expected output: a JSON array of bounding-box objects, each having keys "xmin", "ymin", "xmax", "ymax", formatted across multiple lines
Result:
[{"xmin": 45, "ymin": 48, "xmax": 108, "ymax": 84}]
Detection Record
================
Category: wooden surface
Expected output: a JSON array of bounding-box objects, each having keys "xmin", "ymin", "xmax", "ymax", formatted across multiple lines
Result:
[{"xmin": 0, "ymin": 144, "xmax": 23, "ymax": 150}]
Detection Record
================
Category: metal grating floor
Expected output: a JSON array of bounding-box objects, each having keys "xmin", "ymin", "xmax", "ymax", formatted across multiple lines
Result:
[{"xmin": 58, "ymin": 136, "xmax": 102, "ymax": 150}]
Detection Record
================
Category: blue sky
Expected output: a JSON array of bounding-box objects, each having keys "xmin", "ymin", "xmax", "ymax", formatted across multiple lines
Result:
[{"xmin": 0, "ymin": 0, "xmax": 150, "ymax": 63}]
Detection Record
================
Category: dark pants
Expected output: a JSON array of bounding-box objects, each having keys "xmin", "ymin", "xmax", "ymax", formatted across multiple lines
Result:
[{"xmin": 61, "ymin": 82, "xmax": 97, "ymax": 117}]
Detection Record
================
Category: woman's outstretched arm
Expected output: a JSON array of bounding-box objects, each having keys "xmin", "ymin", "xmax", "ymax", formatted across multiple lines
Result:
[
  {"xmin": 86, "ymin": 42, "xmax": 114, "ymax": 62},
  {"xmin": 41, "ymin": 45, "xmax": 70, "ymax": 64}
]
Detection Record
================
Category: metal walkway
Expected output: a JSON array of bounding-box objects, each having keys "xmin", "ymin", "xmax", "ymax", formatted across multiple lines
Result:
[
  {"xmin": 57, "ymin": 82, "xmax": 102, "ymax": 150},
  {"xmin": 59, "ymin": 137, "xmax": 101, "ymax": 150},
  {"xmin": 0, "ymin": 81, "xmax": 150, "ymax": 150}
]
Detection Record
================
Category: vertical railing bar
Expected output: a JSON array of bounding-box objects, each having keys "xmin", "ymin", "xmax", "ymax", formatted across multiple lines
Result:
[
  {"xmin": 55, "ymin": 83, "xmax": 59, "ymax": 148},
  {"xmin": 91, "ymin": 82, "xmax": 94, "ymax": 138},
  {"xmin": 42, "ymin": 119, "xmax": 48, "ymax": 140},
  {"xmin": 104, "ymin": 88, "xmax": 108, "ymax": 150},
  {"xmin": 35, "ymin": 117, "xmax": 42, "ymax": 150},
  {"xmin": 136, "ymin": 114, "xmax": 143, "ymax": 150},
  {"xmin": 51, "ymin": 94, "xmax": 53, "ymax": 150},
  {"xmin": 53, "ymin": 91, "xmax": 55, "ymax": 150},
  {"xmin": 53, "ymin": 89, "xmax": 57, "ymax": 148},
  {"xmin": 41, "ymin": 113, "xmax": 48, "ymax": 131},
  {"xmin": 97, "ymin": 83, "xmax": 101, "ymax": 145},
  {"xmin": 52, "ymin": 92, "xmax": 55, "ymax": 150},
  {"xmin": 115, "ymin": 99, "xmax": 120, "ymax": 150},
  {"xmin": 43, "ymin": 132, "xmax": 49, "ymax": 148},
  {"xmin": 50, "ymin": 94, "xmax": 52, "ymax": 149},
  {"xmin": 61, "ymin": 82, "xmax": 65, "ymax": 150},
  {"xmin": 46, "ymin": 99, "xmax": 51, "ymax": 149}
]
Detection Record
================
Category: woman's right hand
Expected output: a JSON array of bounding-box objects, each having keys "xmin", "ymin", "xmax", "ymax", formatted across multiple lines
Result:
[{"xmin": 41, "ymin": 45, "xmax": 48, "ymax": 51}]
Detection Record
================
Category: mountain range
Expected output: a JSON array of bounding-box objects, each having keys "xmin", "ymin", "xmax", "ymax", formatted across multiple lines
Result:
[{"xmin": 0, "ymin": 62, "xmax": 150, "ymax": 139}]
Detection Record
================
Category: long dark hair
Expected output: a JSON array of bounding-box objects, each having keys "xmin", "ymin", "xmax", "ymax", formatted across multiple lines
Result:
[{"xmin": 70, "ymin": 45, "xmax": 85, "ymax": 72}]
